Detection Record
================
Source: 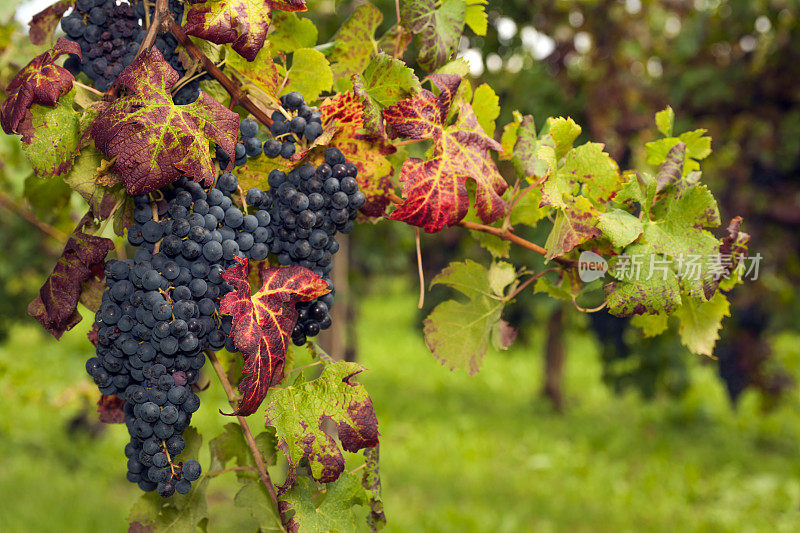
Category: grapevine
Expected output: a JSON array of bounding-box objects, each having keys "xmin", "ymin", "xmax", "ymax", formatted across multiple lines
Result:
[{"xmin": 0, "ymin": 0, "xmax": 754, "ymax": 530}]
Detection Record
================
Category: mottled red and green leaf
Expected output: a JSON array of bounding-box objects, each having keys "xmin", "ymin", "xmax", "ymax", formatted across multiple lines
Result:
[{"xmin": 91, "ymin": 49, "xmax": 238, "ymax": 195}]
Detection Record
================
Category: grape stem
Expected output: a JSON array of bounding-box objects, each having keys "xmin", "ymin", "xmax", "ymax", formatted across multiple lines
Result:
[{"xmin": 205, "ymin": 349, "xmax": 288, "ymax": 531}]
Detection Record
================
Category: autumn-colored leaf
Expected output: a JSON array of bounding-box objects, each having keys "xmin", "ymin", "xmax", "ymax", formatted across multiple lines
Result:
[
  {"xmin": 266, "ymin": 362, "xmax": 379, "ymax": 486},
  {"xmin": 185, "ymin": 0, "xmax": 306, "ymax": 61},
  {"xmin": 320, "ymin": 91, "xmax": 397, "ymax": 218},
  {"xmin": 91, "ymin": 49, "xmax": 238, "ymax": 195},
  {"xmin": 28, "ymin": 0, "xmax": 74, "ymax": 45},
  {"xmin": 20, "ymin": 88, "xmax": 80, "ymax": 178},
  {"xmin": 1, "ymin": 38, "xmax": 81, "ymax": 135},
  {"xmin": 28, "ymin": 215, "xmax": 114, "ymax": 339},
  {"xmin": 219, "ymin": 256, "xmax": 329, "ymax": 416},
  {"xmin": 401, "ymin": 0, "xmax": 465, "ymax": 71},
  {"xmin": 328, "ymin": 2, "xmax": 383, "ymax": 92},
  {"xmin": 352, "ymin": 52, "xmax": 421, "ymax": 135},
  {"xmin": 97, "ymin": 394, "xmax": 125, "ymax": 424},
  {"xmin": 383, "ymin": 74, "xmax": 507, "ymax": 232}
]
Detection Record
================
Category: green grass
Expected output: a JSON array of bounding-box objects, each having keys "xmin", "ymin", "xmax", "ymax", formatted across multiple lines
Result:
[{"xmin": 1, "ymin": 280, "xmax": 800, "ymax": 532}]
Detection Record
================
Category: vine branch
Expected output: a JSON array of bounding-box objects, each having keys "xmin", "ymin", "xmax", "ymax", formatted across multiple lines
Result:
[
  {"xmin": 166, "ymin": 19, "xmax": 274, "ymax": 127},
  {"xmin": 136, "ymin": 0, "xmax": 169, "ymax": 57},
  {"xmin": 205, "ymin": 350, "xmax": 288, "ymax": 532},
  {"xmin": 458, "ymin": 220, "xmax": 577, "ymax": 268},
  {"xmin": 385, "ymin": 191, "xmax": 576, "ymax": 268}
]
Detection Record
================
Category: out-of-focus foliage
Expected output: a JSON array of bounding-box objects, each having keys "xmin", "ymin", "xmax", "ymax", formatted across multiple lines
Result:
[{"xmin": 311, "ymin": 0, "xmax": 800, "ymax": 403}]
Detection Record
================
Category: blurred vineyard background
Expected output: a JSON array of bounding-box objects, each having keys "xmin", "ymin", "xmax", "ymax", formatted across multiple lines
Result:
[{"xmin": 2, "ymin": 0, "xmax": 800, "ymax": 531}]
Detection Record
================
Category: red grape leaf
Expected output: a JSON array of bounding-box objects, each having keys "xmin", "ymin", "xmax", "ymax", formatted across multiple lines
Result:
[
  {"xmin": 1, "ymin": 37, "xmax": 80, "ymax": 135},
  {"xmin": 28, "ymin": 215, "xmax": 114, "ymax": 339},
  {"xmin": 28, "ymin": 0, "xmax": 75, "ymax": 45},
  {"xmin": 91, "ymin": 49, "xmax": 238, "ymax": 195},
  {"xmin": 320, "ymin": 91, "xmax": 396, "ymax": 218},
  {"xmin": 219, "ymin": 256, "xmax": 329, "ymax": 416},
  {"xmin": 383, "ymin": 74, "xmax": 507, "ymax": 232},
  {"xmin": 97, "ymin": 394, "xmax": 126, "ymax": 424},
  {"xmin": 185, "ymin": 0, "xmax": 307, "ymax": 61}
]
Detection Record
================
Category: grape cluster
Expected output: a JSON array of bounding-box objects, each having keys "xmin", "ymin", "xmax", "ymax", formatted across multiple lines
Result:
[
  {"xmin": 86, "ymin": 133, "xmax": 363, "ymax": 494},
  {"xmin": 61, "ymin": 0, "xmax": 200, "ymax": 103},
  {"xmin": 61, "ymin": 0, "xmax": 141, "ymax": 92},
  {"xmin": 262, "ymin": 147, "xmax": 366, "ymax": 345},
  {"xmin": 265, "ymin": 92, "xmax": 325, "ymax": 159},
  {"xmin": 87, "ymin": 175, "xmax": 279, "ymax": 496},
  {"xmin": 217, "ymin": 95, "xmax": 325, "ymax": 167}
]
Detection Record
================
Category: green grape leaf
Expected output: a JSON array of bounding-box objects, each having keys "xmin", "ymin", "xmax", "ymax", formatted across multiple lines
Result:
[
  {"xmin": 28, "ymin": 0, "xmax": 74, "ymax": 45},
  {"xmin": 185, "ymin": 0, "xmax": 306, "ymax": 61},
  {"xmin": 471, "ymin": 83, "xmax": 499, "ymax": 136},
  {"xmin": 278, "ymin": 473, "xmax": 367, "ymax": 533},
  {"xmin": 20, "ymin": 88, "xmax": 80, "ymax": 179},
  {"xmin": 546, "ymin": 116, "xmax": 582, "ymax": 160},
  {"xmin": 281, "ymin": 47, "xmax": 333, "ymax": 102},
  {"xmin": 645, "ymin": 129, "xmax": 711, "ymax": 173},
  {"xmin": 469, "ymin": 227, "xmax": 510, "ymax": 257},
  {"xmin": 268, "ymin": 12, "xmax": 318, "ymax": 53},
  {"xmin": 328, "ymin": 2, "xmax": 382, "ymax": 92},
  {"xmin": 1, "ymin": 38, "xmax": 80, "ymax": 135},
  {"xmin": 642, "ymin": 185, "xmax": 720, "ymax": 300},
  {"xmin": 265, "ymin": 361, "xmax": 379, "ymax": 485},
  {"xmin": 225, "ymin": 44, "xmax": 281, "ymax": 102},
  {"xmin": 630, "ymin": 312, "xmax": 669, "ymax": 337},
  {"xmin": 319, "ymin": 91, "xmax": 397, "ymax": 218},
  {"xmin": 674, "ymin": 292, "xmax": 730, "ymax": 356},
  {"xmin": 534, "ymin": 276, "xmax": 575, "ymax": 302},
  {"xmin": 401, "ymin": 0, "xmax": 466, "ymax": 71},
  {"xmin": 511, "ymin": 114, "xmax": 556, "ymax": 180},
  {"xmin": 679, "ymin": 129, "xmax": 712, "ymax": 160},
  {"xmin": 499, "ymin": 110, "xmax": 522, "ymax": 159},
  {"xmin": 62, "ymin": 146, "xmax": 125, "ymax": 227},
  {"xmin": 655, "ymin": 106, "xmax": 674, "ymax": 137},
  {"xmin": 383, "ymin": 74, "xmax": 507, "ymax": 232},
  {"xmin": 91, "ymin": 49, "xmax": 238, "ymax": 195},
  {"xmin": 209, "ymin": 423, "xmax": 277, "ymax": 473},
  {"xmin": 544, "ymin": 196, "xmax": 601, "ymax": 260},
  {"xmin": 551, "ymin": 142, "xmax": 621, "ymax": 205},
  {"xmin": 509, "ymin": 187, "xmax": 547, "ymax": 227},
  {"xmin": 234, "ymin": 481, "xmax": 282, "ymax": 530},
  {"xmin": 27, "ymin": 215, "xmax": 114, "ymax": 339},
  {"xmin": 127, "ymin": 428, "xmax": 209, "ymax": 533},
  {"xmin": 597, "ymin": 208, "xmax": 643, "ymax": 248},
  {"xmin": 605, "ymin": 243, "xmax": 682, "ymax": 317},
  {"xmin": 362, "ymin": 446, "xmax": 386, "ymax": 531},
  {"xmin": 352, "ymin": 52, "xmax": 421, "ymax": 134},
  {"xmin": 464, "ymin": 0, "xmax": 488, "ymax": 35},
  {"xmin": 424, "ymin": 259, "xmax": 518, "ymax": 374}
]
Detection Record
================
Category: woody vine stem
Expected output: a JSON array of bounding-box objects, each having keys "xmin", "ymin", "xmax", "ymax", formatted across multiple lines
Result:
[{"xmin": 205, "ymin": 350, "xmax": 288, "ymax": 531}]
